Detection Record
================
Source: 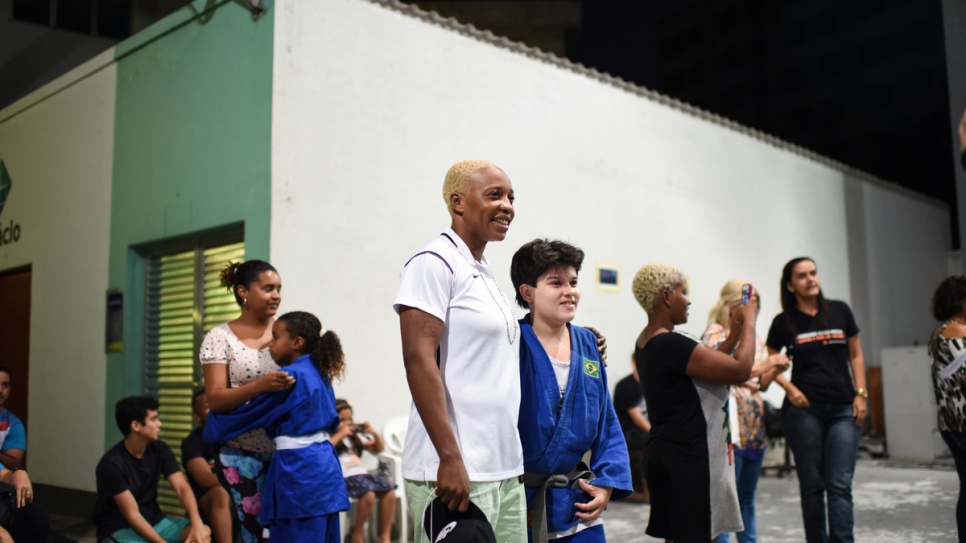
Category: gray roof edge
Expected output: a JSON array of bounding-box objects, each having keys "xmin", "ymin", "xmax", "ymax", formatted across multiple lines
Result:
[{"xmin": 365, "ymin": 0, "xmax": 948, "ymax": 211}]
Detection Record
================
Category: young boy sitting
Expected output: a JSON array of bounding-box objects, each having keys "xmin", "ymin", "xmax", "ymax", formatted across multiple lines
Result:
[
  {"xmin": 94, "ymin": 395, "xmax": 211, "ymax": 543},
  {"xmin": 511, "ymin": 238, "xmax": 632, "ymax": 542},
  {"xmin": 181, "ymin": 389, "xmax": 233, "ymax": 543}
]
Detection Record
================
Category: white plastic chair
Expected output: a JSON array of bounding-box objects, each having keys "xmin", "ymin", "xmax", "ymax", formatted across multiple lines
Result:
[
  {"xmin": 382, "ymin": 415, "xmax": 409, "ymax": 457},
  {"xmin": 380, "ymin": 415, "xmax": 410, "ymax": 541}
]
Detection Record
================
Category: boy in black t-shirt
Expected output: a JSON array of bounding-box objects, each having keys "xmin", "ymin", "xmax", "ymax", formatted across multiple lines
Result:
[
  {"xmin": 181, "ymin": 389, "xmax": 233, "ymax": 543},
  {"xmin": 94, "ymin": 395, "xmax": 211, "ymax": 543}
]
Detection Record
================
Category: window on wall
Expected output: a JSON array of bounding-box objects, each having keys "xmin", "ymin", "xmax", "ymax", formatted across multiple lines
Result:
[{"xmin": 144, "ymin": 235, "xmax": 244, "ymax": 515}]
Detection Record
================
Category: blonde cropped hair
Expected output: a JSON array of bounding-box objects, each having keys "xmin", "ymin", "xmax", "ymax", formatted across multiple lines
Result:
[
  {"xmin": 442, "ymin": 159, "xmax": 498, "ymax": 212},
  {"xmin": 632, "ymin": 263, "xmax": 685, "ymax": 314},
  {"xmin": 707, "ymin": 279, "xmax": 761, "ymax": 330}
]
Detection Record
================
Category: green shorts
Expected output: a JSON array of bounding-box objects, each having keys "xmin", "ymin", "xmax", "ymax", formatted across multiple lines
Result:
[
  {"xmin": 107, "ymin": 516, "xmax": 190, "ymax": 542},
  {"xmin": 406, "ymin": 477, "xmax": 527, "ymax": 543}
]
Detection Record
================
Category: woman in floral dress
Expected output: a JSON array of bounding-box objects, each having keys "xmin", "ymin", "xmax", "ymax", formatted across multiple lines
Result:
[{"xmin": 702, "ymin": 279, "xmax": 788, "ymax": 543}]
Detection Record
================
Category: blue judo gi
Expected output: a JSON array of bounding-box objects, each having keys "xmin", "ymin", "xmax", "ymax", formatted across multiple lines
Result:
[
  {"xmin": 518, "ymin": 318, "xmax": 632, "ymax": 542},
  {"xmin": 204, "ymin": 355, "xmax": 350, "ymax": 543}
]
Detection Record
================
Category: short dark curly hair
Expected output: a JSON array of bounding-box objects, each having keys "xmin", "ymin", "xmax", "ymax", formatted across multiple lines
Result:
[
  {"xmin": 932, "ymin": 275, "xmax": 966, "ymax": 322},
  {"xmin": 510, "ymin": 239, "xmax": 585, "ymax": 309}
]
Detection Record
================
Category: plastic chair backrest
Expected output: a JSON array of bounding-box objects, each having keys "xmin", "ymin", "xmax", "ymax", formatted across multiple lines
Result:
[{"xmin": 382, "ymin": 415, "xmax": 409, "ymax": 456}]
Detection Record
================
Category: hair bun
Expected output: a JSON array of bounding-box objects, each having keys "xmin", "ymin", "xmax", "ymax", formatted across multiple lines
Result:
[{"xmin": 219, "ymin": 261, "xmax": 242, "ymax": 289}]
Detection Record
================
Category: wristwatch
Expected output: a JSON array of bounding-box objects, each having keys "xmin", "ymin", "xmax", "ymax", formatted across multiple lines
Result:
[{"xmin": 855, "ymin": 387, "xmax": 868, "ymax": 399}]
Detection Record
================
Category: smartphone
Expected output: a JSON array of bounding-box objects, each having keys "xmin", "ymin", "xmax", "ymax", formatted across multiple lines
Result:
[{"xmin": 741, "ymin": 284, "xmax": 752, "ymax": 305}]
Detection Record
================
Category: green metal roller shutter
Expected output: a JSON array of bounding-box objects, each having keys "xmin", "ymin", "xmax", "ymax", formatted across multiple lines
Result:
[{"xmin": 145, "ymin": 240, "xmax": 245, "ymax": 516}]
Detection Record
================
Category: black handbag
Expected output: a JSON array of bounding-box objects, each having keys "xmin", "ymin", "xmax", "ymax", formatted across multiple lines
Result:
[{"xmin": 763, "ymin": 400, "xmax": 784, "ymax": 439}]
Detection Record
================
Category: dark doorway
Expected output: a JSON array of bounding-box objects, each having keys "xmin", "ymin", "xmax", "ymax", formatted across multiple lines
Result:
[{"xmin": 0, "ymin": 266, "xmax": 30, "ymax": 436}]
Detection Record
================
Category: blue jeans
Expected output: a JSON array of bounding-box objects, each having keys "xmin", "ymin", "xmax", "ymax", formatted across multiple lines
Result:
[
  {"xmin": 714, "ymin": 454, "xmax": 764, "ymax": 543},
  {"xmin": 941, "ymin": 430, "xmax": 966, "ymax": 543},
  {"xmin": 782, "ymin": 401, "xmax": 860, "ymax": 543}
]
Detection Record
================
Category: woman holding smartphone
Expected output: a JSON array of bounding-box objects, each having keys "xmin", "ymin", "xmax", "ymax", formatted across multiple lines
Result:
[
  {"xmin": 632, "ymin": 264, "xmax": 786, "ymax": 542},
  {"xmin": 766, "ymin": 257, "xmax": 866, "ymax": 543}
]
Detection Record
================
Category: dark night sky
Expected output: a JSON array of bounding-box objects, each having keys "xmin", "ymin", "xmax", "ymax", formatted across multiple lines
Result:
[{"xmin": 575, "ymin": 0, "xmax": 957, "ymax": 245}]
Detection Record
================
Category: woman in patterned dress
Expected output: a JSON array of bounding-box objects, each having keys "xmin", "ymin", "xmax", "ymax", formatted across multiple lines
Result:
[
  {"xmin": 929, "ymin": 275, "xmax": 966, "ymax": 543},
  {"xmin": 201, "ymin": 260, "xmax": 296, "ymax": 543},
  {"xmin": 702, "ymin": 279, "xmax": 788, "ymax": 543}
]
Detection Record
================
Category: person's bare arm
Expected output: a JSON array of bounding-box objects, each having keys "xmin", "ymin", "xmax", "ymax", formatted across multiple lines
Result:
[
  {"xmin": 769, "ymin": 346, "xmax": 809, "ymax": 408},
  {"xmin": 329, "ymin": 419, "xmax": 355, "ymax": 447},
  {"xmin": 849, "ymin": 335, "xmax": 867, "ymax": 426},
  {"xmin": 750, "ymin": 351, "xmax": 790, "ymax": 386},
  {"xmin": 627, "ymin": 408, "xmax": 651, "ymax": 433},
  {"xmin": 185, "ymin": 457, "xmax": 221, "ymax": 492},
  {"xmin": 203, "ymin": 364, "xmax": 294, "ymax": 414},
  {"xmin": 686, "ymin": 303, "xmax": 757, "ymax": 384},
  {"xmin": 360, "ymin": 422, "xmax": 385, "ymax": 454},
  {"xmin": 0, "ymin": 449, "xmax": 24, "ymax": 471},
  {"xmin": 168, "ymin": 472, "xmax": 211, "ymax": 542},
  {"xmin": 0, "ymin": 468, "xmax": 32, "ymax": 507},
  {"xmin": 757, "ymin": 352, "xmax": 788, "ymax": 390},
  {"xmin": 714, "ymin": 306, "xmax": 744, "ymax": 354},
  {"xmin": 399, "ymin": 307, "xmax": 469, "ymax": 513},
  {"xmin": 715, "ymin": 332, "xmax": 740, "ymax": 355},
  {"xmin": 113, "ymin": 490, "xmax": 168, "ymax": 543}
]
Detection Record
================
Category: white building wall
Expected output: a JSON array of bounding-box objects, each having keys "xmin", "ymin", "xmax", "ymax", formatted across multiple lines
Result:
[
  {"xmin": 845, "ymin": 175, "xmax": 950, "ymax": 368},
  {"xmin": 0, "ymin": 51, "xmax": 115, "ymax": 490},
  {"xmin": 270, "ymin": 0, "xmax": 949, "ymax": 428}
]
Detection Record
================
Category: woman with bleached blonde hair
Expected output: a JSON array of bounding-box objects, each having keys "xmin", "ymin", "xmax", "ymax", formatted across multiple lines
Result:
[
  {"xmin": 702, "ymin": 279, "xmax": 789, "ymax": 543},
  {"xmin": 631, "ymin": 264, "xmax": 787, "ymax": 543}
]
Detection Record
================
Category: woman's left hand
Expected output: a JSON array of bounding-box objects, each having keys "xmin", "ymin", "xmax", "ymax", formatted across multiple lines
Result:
[
  {"xmin": 853, "ymin": 395, "xmax": 867, "ymax": 427},
  {"xmin": 573, "ymin": 480, "xmax": 613, "ymax": 521},
  {"xmin": 12, "ymin": 469, "xmax": 32, "ymax": 508}
]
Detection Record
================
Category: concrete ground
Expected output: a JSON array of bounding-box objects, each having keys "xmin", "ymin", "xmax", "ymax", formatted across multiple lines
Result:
[
  {"xmin": 48, "ymin": 458, "xmax": 961, "ymax": 542},
  {"xmin": 604, "ymin": 458, "xmax": 960, "ymax": 543}
]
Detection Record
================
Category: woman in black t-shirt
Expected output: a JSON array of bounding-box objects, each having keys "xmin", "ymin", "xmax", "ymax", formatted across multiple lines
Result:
[
  {"xmin": 765, "ymin": 257, "xmax": 867, "ymax": 543},
  {"xmin": 632, "ymin": 263, "xmax": 786, "ymax": 543}
]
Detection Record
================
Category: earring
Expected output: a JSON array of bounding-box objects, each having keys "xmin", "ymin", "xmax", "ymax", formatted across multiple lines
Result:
[{"xmin": 244, "ymin": 298, "xmax": 249, "ymax": 309}]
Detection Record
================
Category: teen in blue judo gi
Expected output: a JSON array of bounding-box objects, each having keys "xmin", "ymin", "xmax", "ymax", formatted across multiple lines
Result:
[
  {"xmin": 510, "ymin": 239, "xmax": 633, "ymax": 543},
  {"xmin": 204, "ymin": 311, "xmax": 350, "ymax": 542}
]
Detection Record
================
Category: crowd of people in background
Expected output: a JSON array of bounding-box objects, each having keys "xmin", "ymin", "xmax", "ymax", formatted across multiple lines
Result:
[{"xmin": 76, "ymin": 147, "xmax": 966, "ymax": 543}]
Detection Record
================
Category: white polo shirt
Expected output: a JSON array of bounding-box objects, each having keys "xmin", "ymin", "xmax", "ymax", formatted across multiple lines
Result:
[{"xmin": 394, "ymin": 229, "xmax": 524, "ymax": 482}]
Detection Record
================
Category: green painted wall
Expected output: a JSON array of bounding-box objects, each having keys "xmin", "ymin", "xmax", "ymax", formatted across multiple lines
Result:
[{"xmin": 106, "ymin": 0, "xmax": 273, "ymax": 449}]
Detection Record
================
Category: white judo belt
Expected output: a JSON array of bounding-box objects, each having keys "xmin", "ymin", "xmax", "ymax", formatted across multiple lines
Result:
[{"xmin": 274, "ymin": 430, "xmax": 330, "ymax": 450}]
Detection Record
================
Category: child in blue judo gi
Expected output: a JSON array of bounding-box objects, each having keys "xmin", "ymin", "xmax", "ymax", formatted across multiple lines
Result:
[
  {"xmin": 510, "ymin": 239, "xmax": 633, "ymax": 543},
  {"xmin": 204, "ymin": 311, "xmax": 350, "ymax": 542}
]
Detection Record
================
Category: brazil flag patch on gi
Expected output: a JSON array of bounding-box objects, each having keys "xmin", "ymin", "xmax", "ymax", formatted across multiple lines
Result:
[{"xmin": 583, "ymin": 358, "xmax": 600, "ymax": 378}]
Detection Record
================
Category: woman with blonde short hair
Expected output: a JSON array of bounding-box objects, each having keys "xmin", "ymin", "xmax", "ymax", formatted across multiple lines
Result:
[{"xmin": 632, "ymin": 264, "xmax": 787, "ymax": 543}]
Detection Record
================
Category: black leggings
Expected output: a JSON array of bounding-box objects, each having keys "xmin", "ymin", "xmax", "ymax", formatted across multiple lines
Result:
[{"xmin": 943, "ymin": 431, "xmax": 966, "ymax": 543}]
